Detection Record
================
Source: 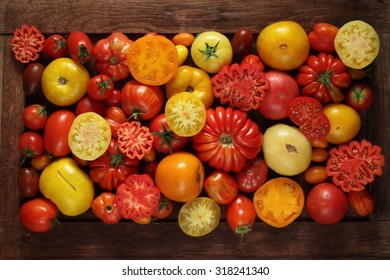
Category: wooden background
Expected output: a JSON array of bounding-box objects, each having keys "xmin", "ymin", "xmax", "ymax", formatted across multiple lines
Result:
[{"xmin": 0, "ymin": 0, "xmax": 389, "ymax": 259}]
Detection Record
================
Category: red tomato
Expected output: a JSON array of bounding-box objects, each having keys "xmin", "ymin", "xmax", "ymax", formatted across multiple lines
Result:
[
  {"xmin": 104, "ymin": 88, "xmax": 122, "ymax": 107},
  {"xmin": 231, "ymin": 28, "xmax": 253, "ymax": 62},
  {"xmin": 75, "ymin": 95, "xmax": 106, "ymax": 116},
  {"xmin": 241, "ymin": 54, "xmax": 265, "ymax": 71},
  {"xmin": 22, "ymin": 104, "xmax": 48, "ymax": 130},
  {"xmin": 43, "ymin": 110, "xmax": 76, "ymax": 157},
  {"xmin": 18, "ymin": 167, "xmax": 40, "ymax": 198},
  {"xmin": 142, "ymin": 161, "xmax": 158, "ymax": 179},
  {"xmin": 258, "ymin": 70, "xmax": 300, "ymax": 120},
  {"xmin": 67, "ymin": 31, "xmax": 93, "ymax": 63},
  {"xmin": 307, "ymin": 23, "xmax": 339, "ymax": 53},
  {"xmin": 306, "ymin": 182, "xmax": 348, "ymax": 225},
  {"xmin": 204, "ymin": 170, "xmax": 238, "ymax": 204},
  {"xmin": 226, "ymin": 193, "xmax": 256, "ymax": 239},
  {"xmin": 19, "ymin": 198, "xmax": 59, "ymax": 233},
  {"xmin": 18, "ymin": 131, "xmax": 44, "ymax": 163},
  {"xmin": 148, "ymin": 113, "xmax": 188, "ymax": 154},
  {"xmin": 152, "ymin": 196, "xmax": 174, "ymax": 219},
  {"xmin": 43, "ymin": 34, "xmax": 68, "ymax": 59},
  {"xmin": 91, "ymin": 192, "xmax": 122, "ymax": 224},
  {"xmin": 87, "ymin": 74, "xmax": 114, "ymax": 100},
  {"xmin": 104, "ymin": 106, "xmax": 128, "ymax": 124},
  {"xmin": 345, "ymin": 82, "xmax": 374, "ymax": 111},
  {"xmin": 121, "ymin": 80, "xmax": 164, "ymax": 121},
  {"xmin": 235, "ymin": 157, "xmax": 268, "ymax": 193},
  {"xmin": 10, "ymin": 24, "xmax": 45, "ymax": 63}
]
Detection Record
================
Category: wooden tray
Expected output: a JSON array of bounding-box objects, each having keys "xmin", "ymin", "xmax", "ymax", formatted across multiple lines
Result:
[{"xmin": 1, "ymin": 0, "xmax": 389, "ymax": 259}]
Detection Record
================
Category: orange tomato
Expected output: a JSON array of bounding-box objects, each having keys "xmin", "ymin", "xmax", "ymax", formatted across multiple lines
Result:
[
  {"xmin": 31, "ymin": 153, "xmax": 52, "ymax": 170},
  {"xmin": 311, "ymin": 139, "xmax": 328, "ymax": 149},
  {"xmin": 304, "ymin": 166, "xmax": 328, "ymax": 184},
  {"xmin": 253, "ymin": 177, "xmax": 304, "ymax": 228},
  {"xmin": 311, "ymin": 148, "xmax": 329, "ymax": 162},
  {"xmin": 155, "ymin": 151, "xmax": 205, "ymax": 202},
  {"xmin": 172, "ymin": 32, "xmax": 195, "ymax": 47}
]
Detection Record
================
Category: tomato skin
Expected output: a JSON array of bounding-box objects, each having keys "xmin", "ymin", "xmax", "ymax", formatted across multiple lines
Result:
[
  {"xmin": 18, "ymin": 167, "xmax": 40, "ymax": 198},
  {"xmin": 20, "ymin": 198, "xmax": 59, "ymax": 233},
  {"xmin": 307, "ymin": 23, "xmax": 339, "ymax": 53},
  {"xmin": 23, "ymin": 62, "xmax": 45, "ymax": 96},
  {"xmin": 105, "ymin": 106, "xmax": 128, "ymax": 124},
  {"xmin": 18, "ymin": 131, "xmax": 44, "ymax": 161},
  {"xmin": 152, "ymin": 196, "xmax": 174, "ymax": 219},
  {"xmin": 172, "ymin": 32, "xmax": 195, "ymax": 47},
  {"xmin": 43, "ymin": 34, "xmax": 68, "ymax": 59},
  {"xmin": 75, "ymin": 95, "xmax": 106, "ymax": 116},
  {"xmin": 31, "ymin": 153, "xmax": 53, "ymax": 171},
  {"xmin": 43, "ymin": 110, "xmax": 76, "ymax": 157},
  {"xmin": 226, "ymin": 194, "xmax": 256, "ymax": 238},
  {"xmin": 104, "ymin": 88, "xmax": 122, "ymax": 107},
  {"xmin": 67, "ymin": 31, "xmax": 93, "ymax": 63},
  {"xmin": 87, "ymin": 74, "xmax": 114, "ymax": 101},
  {"xmin": 231, "ymin": 28, "xmax": 253, "ymax": 62},
  {"xmin": 92, "ymin": 192, "xmax": 122, "ymax": 224},
  {"xmin": 347, "ymin": 189, "xmax": 374, "ymax": 217},
  {"xmin": 23, "ymin": 104, "xmax": 48, "ymax": 130},
  {"xmin": 235, "ymin": 157, "xmax": 268, "ymax": 193},
  {"xmin": 204, "ymin": 170, "xmax": 238, "ymax": 205},
  {"xmin": 306, "ymin": 182, "xmax": 348, "ymax": 225},
  {"xmin": 345, "ymin": 82, "xmax": 374, "ymax": 111},
  {"xmin": 311, "ymin": 148, "xmax": 329, "ymax": 163},
  {"xmin": 304, "ymin": 166, "xmax": 328, "ymax": 184}
]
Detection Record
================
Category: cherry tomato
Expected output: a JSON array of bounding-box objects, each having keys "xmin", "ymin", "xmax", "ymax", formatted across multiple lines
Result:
[
  {"xmin": 23, "ymin": 62, "xmax": 45, "ymax": 96},
  {"xmin": 92, "ymin": 192, "xmax": 122, "ymax": 224},
  {"xmin": 226, "ymin": 194, "xmax": 256, "ymax": 239},
  {"xmin": 67, "ymin": 31, "xmax": 93, "ymax": 63},
  {"xmin": 152, "ymin": 196, "xmax": 174, "ymax": 219},
  {"xmin": 75, "ymin": 95, "xmax": 106, "ymax": 116},
  {"xmin": 235, "ymin": 157, "xmax": 268, "ymax": 193},
  {"xmin": 87, "ymin": 74, "xmax": 114, "ymax": 101},
  {"xmin": 231, "ymin": 28, "xmax": 253, "ymax": 62},
  {"xmin": 18, "ymin": 131, "xmax": 44, "ymax": 163},
  {"xmin": 43, "ymin": 34, "xmax": 68, "ymax": 59},
  {"xmin": 172, "ymin": 32, "xmax": 195, "ymax": 46},
  {"xmin": 31, "ymin": 153, "xmax": 53, "ymax": 171},
  {"xmin": 204, "ymin": 170, "xmax": 238, "ymax": 204},
  {"xmin": 18, "ymin": 167, "xmax": 40, "ymax": 198},
  {"xmin": 311, "ymin": 148, "xmax": 329, "ymax": 163},
  {"xmin": 22, "ymin": 104, "xmax": 48, "ymax": 130},
  {"xmin": 19, "ymin": 198, "xmax": 59, "ymax": 233},
  {"xmin": 304, "ymin": 166, "xmax": 328, "ymax": 184},
  {"xmin": 345, "ymin": 82, "xmax": 374, "ymax": 111}
]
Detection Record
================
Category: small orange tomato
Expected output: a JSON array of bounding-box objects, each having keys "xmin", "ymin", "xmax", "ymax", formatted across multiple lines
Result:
[
  {"xmin": 311, "ymin": 149, "xmax": 329, "ymax": 163},
  {"xmin": 304, "ymin": 166, "xmax": 328, "ymax": 184},
  {"xmin": 347, "ymin": 189, "xmax": 374, "ymax": 217},
  {"xmin": 132, "ymin": 216, "xmax": 152, "ymax": 225},
  {"xmin": 311, "ymin": 138, "xmax": 329, "ymax": 149},
  {"xmin": 92, "ymin": 192, "xmax": 122, "ymax": 224},
  {"xmin": 172, "ymin": 32, "xmax": 195, "ymax": 47},
  {"xmin": 31, "ymin": 153, "xmax": 52, "ymax": 170}
]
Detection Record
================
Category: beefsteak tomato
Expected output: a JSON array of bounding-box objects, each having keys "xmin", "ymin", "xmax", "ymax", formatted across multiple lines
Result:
[{"xmin": 235, "ymin": 157, "xmax": 268, "ymax": 193}]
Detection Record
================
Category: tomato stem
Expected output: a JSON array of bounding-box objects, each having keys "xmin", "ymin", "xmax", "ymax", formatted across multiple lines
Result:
[{"xmin": 198, "ymin": 41, "xmax": 220, "ymax": 61}]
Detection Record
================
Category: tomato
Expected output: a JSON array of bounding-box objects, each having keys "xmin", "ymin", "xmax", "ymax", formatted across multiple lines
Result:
[
  {"xmin": 175, "ymin": 45, "xmax": 188, "ymax": 66},
  {"xmin": 10, "ymin": 24, "xmax": 45, "ymax": 63},
  {"xmin": 191, "ymin": 31, "xmax": 233, "ymax": 74},
  {"xmin": 121, "ymin": 80, "xmax": 164, "ymax": 121},
  {"xmin": 323, "ymin": 103, "xmax": 361, "ymax": 144},
  {"xmin": 347, "ymin": 189, "xmax": 374, "ymax": 217},
  {"xmin": 192, "ymin": 106, "xmax": 263, "ymax": 173},
  {"xmin": 326, "ymin": 139, "xmax": 384, "ymax": 192},
  {"xmin": 39, "ymin": 157, "xmax": 95, "ymax": 216},
  {"xmin": 41, "ymin": 57, "xmax": 90, "ymax": 106},
  {"xmin": 165, "ymin": 92, "xmax": 206, "ymax": 137},
  {"xmin": 43, "ymin": 109, "xmax": 76, "ymax": 157},
  {"xmin": 253, "ymin": 177, "xmax": 304, "ymax": 228},
  {"xmin": 178, "ymin": 197, "xmax": 220, "ymax": 237},
  {"xmin": 104, "ymin": 88, "xmax": 122, "ymax": 107},
  {"xmin": 288, "ymin": 96, "xmax": 330, "ymax": 141},
  {"xmin": 142, "ymin": 161, "xmax": 158, "ymax": 179},
  {"xmin": 334, "ymin": 20, "xmax": 380, "ymax": 69},
  {"xmin": 155, "ymin": 151, "xmax": 204, "ymax": 202},
  {"xmin": 31, "ymin": 153, "xmax": 53, "ymax": 171},
  {"xmin": 311, "ymin": 138, "xmax": 329, "ymax": 149},
  {"xmin": 296, "ymin": 53, "xmax": 352, "ymax": 103},
  {"xmin": 68, "ymin": 112, "xmax": 112, "ymax": 161},
  {"xmin": 235, "ymin": 157, "xmax": 268, "ymax": 193},
  {"xmin": 19, "ymin": 198, "xmax": 59, "ymax": 233},
  {"xmin": 241, "ymin": 54, "xmax": 265, "ymax": 71},
  {"xmin": 148, "ymin": 113, "xmax": 189, "ymax": 154},
  {"xmin": 22, "ymin": 104, "xmax": 48, "ymax": 131},
  {"xmin": 307, "ymin": 23, "xmax": 339, "ymax": 53},
  {"xmin": 127, "ymin": 35, "xmax": 178, "ymax": 85},
  {"xmin": 226, "ymin": 194, "xmax": 256, "ymax": 239},
  {"xmin": 75, "ymin": 95, "xmax": 106, "ymax": 116},
  {"xmin": 18, "ymin": 131, "xmax": 44, "ymax": 163},
  {"xmin": 172, "ymin": 32, "xmax": 195, "ymax": 47},
  {"xmin": 18, "ymin": 167, "xmax": 40, "ymax": 198},
  {"xmin": 89, "ymin": 138, "xmax": 140, "ymax": 191},
  {"xmin": 262, "ymin": 124, "xmax": 312, "ymax": 176},
  {"xmin": 304, "ymin": 166, "xmax": 328, "ymax": 184},
  {"xmin": 204, "ymin": 170, "xmax": 238, "ymax": 205},
  {"xmin": 87, "ymin": 74, "xmax": 114, "ymax": 100},
  {"xmin": 133, "ymin": 216, "xmax": 152, "ymax": 225},
  {"xmin": 117, "ymin": 121, "xmax": 153, "ymax": 160},
  {"xmin": 165, "ymin": 65, "xmax": 214, "ymax": 109},
  {"xmin": 347, "ymin": 67, "xmax": 368, "ymax": 80},
  {"xmin": 306, "ymin": 182, "xmax": 348, "ymax": 225},
  {"xmin": 311, "ymin": 148, "xmax": 329, "ymax": 163},
  {"xmin": 43, "ymin": 34, "xmax": 68, "ymax": 59},
  {"xmin": 345, "ymin": 82, "xmax": 374, "ymax": 111},
  {"xmin": 258, "ymin": 70, "xmax": 299, "ymax": 120},
  {"xmin": 152, "ymin": 196, "xmax": 174, "ymax": 219},
  {"xmin": 93, "ymin": 32, "xmax": 133, "ymax": 81},
  {"xmin": 92, "ymin": 192, "xmax": 122, "ymax": 224},
  {"xmin": 67, "ymin": 31, "xmax": 93, "ymax": 63},
  {"xmin": 116, "ymin": 173, "xmax": 161, "ymax": 221},
  {"xmin": 256, "ymin": 21, "xmax": 310, "ymax": 71},
  {"xmin": 23, "ymin": 62, "xmax": 45, "ymax": 96},
  {"xmin": 211, "ymin": 63, "xmax": 269, "ymax": 112},
  {"xmin": 231, "ymin": 28, "xmax": 253, "ymax": 62},
  {"xmin": 105, "ymin": 106, "xmax": 128, "ymax": 124}
]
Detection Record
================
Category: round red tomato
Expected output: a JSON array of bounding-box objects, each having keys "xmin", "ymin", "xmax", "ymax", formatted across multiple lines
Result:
[
  {"xmin": 22, "ymin": 104, "xmax": 48, "ymax": 130},
  {"xmin": 91, "ymin": 192, "xmax": 122, "ymax": 224},
  {"xmin": 19, "ymin": 198, "xmax": 59, "ymax": 233},
  {"xmin": 258, "ymin": 70, "xmax": 300, "ymax": 120},
  {"xmin": 345, "ymin": 82, "xmax": 374, "ymax": 111},
  {"xmin": 18, "ymin": 131, "xmax": 44, "ymax": 163},
  {"xmin": 204, "ymin": 170, "xmax": 238, "ymax": 204},
  {"xmin": 43, "ymin": 34, "xmax": 68, "ymax": 59},
  {"xmin": 121, "ymin": 80, "xmax": 164, "ymax": 121},
  {"xmin": 307, "ymin": 23, "xmax": 339, "ymax": 53},
  {"xmin": 75, "ymin": 95, "xmax": 106, "ymax": 116},
  {"xmin": 235, "ymin": 157, "xmax": 268, "ymax": 193},
  {"xmin": 152, "ymin": 195, "xmax": 174, "ymax": 219},
  {"xmin": 226, "ymin": 193, "xmax": 256, "ymax": 239},
  {"xmin": 87, "ymin": 74, "xmax": 114, "ymax": 100},
  {"xmin": 306, "ymin": 182, "xmax": 348, "ymax": 225},
  {"xmin": 104, "ymin": 88, "xmax": 122, "ymax": 107},
  {"xmin": 67, "ymin": 31, "xmax": 93, "ymax": 63},
  {"xmin": 105, "ymin": 106, "xmax": 128, "ymax": 124}
]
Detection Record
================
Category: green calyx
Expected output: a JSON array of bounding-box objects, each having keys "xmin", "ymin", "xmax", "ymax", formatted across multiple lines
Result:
[
  {"xmin": 109, "ymin": 147, "xmax": 126, "ymax": 168},
  {"xmin": 198, "ymin": 41, "xmax": 220, "ymax": 61},
  {"xmin": 317, "ymin": 69, "xmax": 334, "ymax": 90},
  {"xmin": 97, "ymin": 76, "xmax": 114, "ymax": 97}
]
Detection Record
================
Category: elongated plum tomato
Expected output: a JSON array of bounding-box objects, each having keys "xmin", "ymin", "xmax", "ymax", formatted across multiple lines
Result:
[
  {"xmin": 23, "ymin": 62, "xmax": 45, "ymax": 96},
  {"xmin": 231, "ymin": 28, "xmax": 253, "ymax": 62},
  {"xmin": 19, "ymin": 198, "xmax": 59, "ymax": 233},
  {"xmin": 226, "ymin": 193, "xmax": 256, "ymax": 238}
]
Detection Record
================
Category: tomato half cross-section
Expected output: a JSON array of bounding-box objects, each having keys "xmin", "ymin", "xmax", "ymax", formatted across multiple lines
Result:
[{"xmin": 10, "ymin": 24, "xmax": 45, "ymax": 63}]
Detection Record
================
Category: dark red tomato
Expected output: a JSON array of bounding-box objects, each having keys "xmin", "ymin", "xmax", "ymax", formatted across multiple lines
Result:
[
  {"xmin": 204, "ymin": 170, "xmax": 238, "ymax": 204},
  {"xmin": 121, "ymin": 80, "xmax": 164, "ymax": 121},
  {"xmin": 18, "ymin": 131, "xmax": 44, "ymax": 163},
  {"xmin": 87, "ymin": 74, "xmax": 114, "ymax": 100},
  {"xmin": 306, "ymin": 182, "xmax": 348, "ymax": 225},
  {"xmin": 142, "ymin": 160, "xmax": 158, "ymax": 179},
  {"xmin": 104, "ymin": 88, "xmax": 122, "ymax": 107},
  {"xmin": 18, "ymin": 167, "xmax": 40, "ymax": 198},
  {"xmin": 105, "ymin": 106, "xmax": 128, "ymax": 124},
  {"xmin": 241, "ymin": 54, "xmax": 265, "ymax": 71},
  {"xmin": 43, "ymin": 110, "xmax": 76, "ymax": 157},
  {"xmin": 345, "ymin": 82, "xmax": 374, "ymax": 111},
  {"xmin": 22, "ymin": 104, "xmax": 48, "ymax": 130},
  {"xmin": 148, "ymin": 113, "xmax": 188, "ymax": 154},
  {"xmin": 152, "ymin": 195, "xmax": 174, "ymax": 219},
  {"xmin": 226, "ymin": 193, "xmax": 256, "ymax": 239},
  {"xmin": 43, "ymin": 34, "xmax": 68, "ymax": 59},
  {"xmin": 67, "ymin": 31, "xmax": 93, "ymax": 63},
  {"xmin": 231, "ymin": 28, "xmax": 253, "ymax": 62},
  {"xmin": 235, "ymin": 157, "xmax": 268, "ymax": 193},
  {"xmin": 19, "ymin": 198, "xmax": 59, "ymax": 233},
  {"xmin": 258, "ymin": 70, "xmax": 300, "ymax": 120},
  {"xmin": 91, "ymin": 192, "xmax": 122, "ymax": 224},
  {"xmin": 308, "ymin": 23, "xmax": 339, "ymax": 53},
  {"xmin": 23, "ymin": 62, "xmax": 45, "ymax": 96},
  {"xmin": 75, "ymin": 95, "xmax": 106, "ymax": 116}
]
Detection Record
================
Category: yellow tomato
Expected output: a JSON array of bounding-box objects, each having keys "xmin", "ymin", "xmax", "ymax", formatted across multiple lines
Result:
[
  {"xmin": 323, "ymin": 103, "xmax": 361, "ymax": 144},
  {"xmin": 39, "ymin": 157, "xmax": 94, "ymax": 216},
  {"xmin": 41, "ymin": 57, "xmax": 90, "ymax": 106},
  {"xmin": 175, "ymin": 45, "xmax": 188, "ymax": 66},
  {"xmin": 256, "ymin": 21, "xmax": 310, "ymax": 71},
  {"xmin": 165, "ymin": 65, "xmax": 214, "ymax": 108}
]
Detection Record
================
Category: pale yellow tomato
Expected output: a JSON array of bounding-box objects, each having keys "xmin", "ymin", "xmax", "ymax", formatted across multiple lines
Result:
[{"xmin": 175, "ymin": 45, "xmax": 188, "ymax": 66}]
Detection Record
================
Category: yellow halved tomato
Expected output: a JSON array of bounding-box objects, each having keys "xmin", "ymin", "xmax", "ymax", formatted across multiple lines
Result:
[
  {"xmin": 175, "ymin": 45, "xmax": 188, "ymax": 66},
  {"xmin": 165, "ymin": 91, "xmax": 206, "ymax": 137},
  {"xmin": 68, "ymin": 112, "xmax": 111, "ymax": 161},
  {"xmin": 253, "ymin": 177, "xmax": 304, "ymax": 228},
  {"xmin": 127, "ymin": 35, "xmax": 178, "ymax": 85},
  {"xmin": 334, "ymin": 20, "xmax": 380, "ymax": 69}
]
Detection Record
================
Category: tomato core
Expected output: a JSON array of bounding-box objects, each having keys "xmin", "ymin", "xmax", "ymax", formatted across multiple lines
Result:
[
  {"xmin": 219, "ymin": 133, "xmax": 233, "ymax": 145},
  {"xmin": 279, "ymin": 42, "xmax": 288, "ymax": 50},
  {"xmin": 58, "ymin": 76, "xmax": 68, "ymax": 86},
  {"xmin": 186, "ymin": 85, "xmax": 194, "ymax": 93},
  {"xmin": 286, "ymin": 143, "xmax": 298, "ymax": 153},
  {"xmin": 199, "ymin": 41, "xmax": 220, "ymax": 61}
]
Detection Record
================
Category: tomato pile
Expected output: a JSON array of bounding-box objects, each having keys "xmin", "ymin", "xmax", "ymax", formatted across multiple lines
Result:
[{"xmin": 13, "ymin": 20, "xmax": 384, "ymax": 237}]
